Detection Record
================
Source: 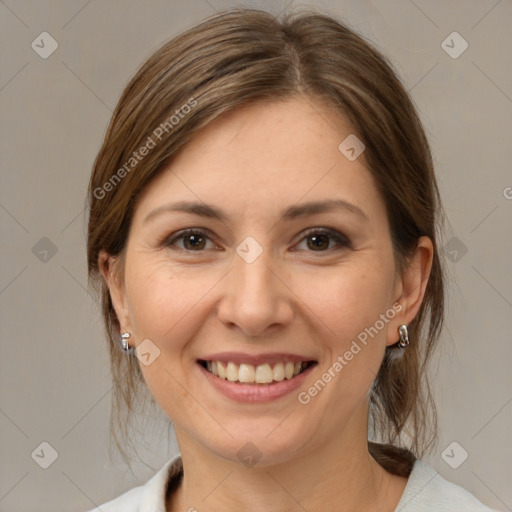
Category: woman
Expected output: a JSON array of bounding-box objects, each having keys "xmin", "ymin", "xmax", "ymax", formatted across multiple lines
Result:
[{"xmin": 86, "ymin": 8, "xmax": 498, "ymax": 511}]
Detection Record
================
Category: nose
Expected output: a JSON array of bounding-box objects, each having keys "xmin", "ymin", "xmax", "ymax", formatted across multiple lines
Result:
[{"xmin": 216, "ymin": 246, "xmax": 294, "ymax": 338}]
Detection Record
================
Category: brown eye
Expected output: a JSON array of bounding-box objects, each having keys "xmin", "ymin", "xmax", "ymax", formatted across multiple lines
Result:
[
  {"xmin": 307, "ymin": 232, "xmax": 330, "ymax": 251},
  {"xmin": 295, "ymin": 228, "xmax": 351, "ymax": 253},
  {"xmin": 165, "ymin": 229, "xmax": 216, "ymax": 252},
  {"xmin": 182, "ymin": 232, "xmax": 206, "ymax": 250}
]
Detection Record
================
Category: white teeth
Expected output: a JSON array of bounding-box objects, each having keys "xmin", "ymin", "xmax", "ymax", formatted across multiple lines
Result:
[
  {"xmin": 273, "ymin": 362, "xmax": 285, "ymax": 381},
  {"xmin": 226, "ymin": 362, "xmax": 238, "ymax": 382},
  {"xmin": 255, "ymin": 364, "xmax": 273, "ymax": 384},
  {"xmin": 217, "ymin": 361, "xmax": 226, "ymax": 379},
  {"xmin": 238, "ymin": 363, "xmax": 255, "ymax": 383},
  {"xmin": 285, "ymin": 362, "xmax": 294, "ymax": 379},
  {"xmin": 204, "ymin": 360, "xmax": 309, "ymax": 384}
]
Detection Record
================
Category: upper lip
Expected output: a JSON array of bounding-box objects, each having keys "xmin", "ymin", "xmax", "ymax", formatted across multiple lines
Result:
[{"xmin": 198, "ymin": 352, "xmax": 316, "ymax": 366}]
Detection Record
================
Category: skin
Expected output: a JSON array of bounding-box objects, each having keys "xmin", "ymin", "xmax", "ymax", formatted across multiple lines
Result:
[{"xmin": 100, "ymin": 95, "xmax": 433, "ymax": 511}]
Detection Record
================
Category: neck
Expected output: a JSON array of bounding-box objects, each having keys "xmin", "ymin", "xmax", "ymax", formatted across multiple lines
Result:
[{"xmin": 167, "ymin": 404, "xmax": 407, "ymax": 511}]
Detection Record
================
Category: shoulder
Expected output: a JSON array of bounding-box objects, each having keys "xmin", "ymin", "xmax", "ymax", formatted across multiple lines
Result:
[
  {"xmin": 396, "ymin": 459, "xmax": 497, "ymax": 512},
  {"xmin": 84, "ymin": 455, "xmax": 183, "ymax": 512}
]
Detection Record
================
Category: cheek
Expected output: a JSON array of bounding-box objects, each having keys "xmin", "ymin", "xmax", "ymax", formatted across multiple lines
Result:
[
  {"xmin": 297, "ymin": 260, "xmax": 395, "ymax": 343},
  {"xmin": 125, "ymin": 249, "xmax": 396, "ymax": 355},
  {"xmin": 294, "ymin": 269, "xmax": 394, "ymax": 416},
  {"xmin": 295, "ymin": 260, "xmax": 395, "ymax": 391},
  {"xmin": 124, "ymin": 259, "xmax": 206, "ymax": 341},
  {"xmin": 123, "ymin": 262, "xmax": 209, "ymax": 410}
]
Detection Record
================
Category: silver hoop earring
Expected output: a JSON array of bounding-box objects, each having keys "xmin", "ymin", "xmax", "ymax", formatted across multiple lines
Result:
[
  {"xmin": 120, "ymin": 332, "xmax": 132, "ymax": 352},
  {"xmin": 398, "ymin": 325, "xmax": 409, "ymax": 348}
]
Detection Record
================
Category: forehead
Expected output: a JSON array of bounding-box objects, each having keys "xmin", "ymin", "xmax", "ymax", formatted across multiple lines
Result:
[
  {"xmin": 133, "ymin": 96, "xmax": 385, "ymax": 225},
  {"xmin": 174, "ymin": 96, "xmax": 355, "ymax": 169}
]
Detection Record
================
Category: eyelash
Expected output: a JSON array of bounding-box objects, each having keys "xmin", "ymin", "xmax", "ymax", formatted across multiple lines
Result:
[{"xmin": 162, "ymin": 227, "xmax": 352, "ymax": 254}]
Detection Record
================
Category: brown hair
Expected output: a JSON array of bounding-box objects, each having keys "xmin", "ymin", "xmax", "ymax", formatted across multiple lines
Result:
[{"xmin": 87, "ymin": 7, "xmax": 445, "ymax": 475}]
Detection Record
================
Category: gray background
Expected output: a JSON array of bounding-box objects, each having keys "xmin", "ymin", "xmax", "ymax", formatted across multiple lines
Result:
[{"xmin": 1, "ymin": 1, "xmax": 511, "ymax": 511}]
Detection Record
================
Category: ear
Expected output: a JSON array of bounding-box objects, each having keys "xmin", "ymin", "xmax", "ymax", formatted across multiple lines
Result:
[
  {"xmin": 386, "ymin": 236, "xmax": 434, "ymax": 347},
  {"xmin": 98, "ymin": 250, "xmax": 132, "ymax": 333}
]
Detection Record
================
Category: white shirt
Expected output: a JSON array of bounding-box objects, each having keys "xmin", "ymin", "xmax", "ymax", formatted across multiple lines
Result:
[{"xmin": 86, "ymin": 455, "xmax": 498, "ymax": 511}]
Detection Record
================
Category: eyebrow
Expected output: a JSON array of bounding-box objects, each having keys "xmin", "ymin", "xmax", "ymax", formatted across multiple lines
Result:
[{"xmin": 143, "ymin": 198, "xmax": 368, "ymax": 224}]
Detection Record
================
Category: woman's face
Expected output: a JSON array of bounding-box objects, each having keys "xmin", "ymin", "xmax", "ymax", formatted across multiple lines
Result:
[{"xmin": 106, "ymin": 96, "xmax": 423, "ymax": 465}]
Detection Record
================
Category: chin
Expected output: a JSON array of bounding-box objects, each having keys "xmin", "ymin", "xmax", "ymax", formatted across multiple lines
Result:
[{"xmin": 197, "ymin": 417, "xmax": 319, "ymax": 468}]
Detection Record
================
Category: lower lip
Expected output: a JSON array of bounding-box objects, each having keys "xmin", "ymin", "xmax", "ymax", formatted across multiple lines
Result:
[{"xmin": 198, "ymin": 363, "xmax": 315, "ymax": 403}]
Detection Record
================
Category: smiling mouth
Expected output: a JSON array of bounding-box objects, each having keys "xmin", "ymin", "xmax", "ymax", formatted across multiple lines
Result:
[{"xmin": 198, "ymin": 360, "xmax": 317, "ymax": 385}]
